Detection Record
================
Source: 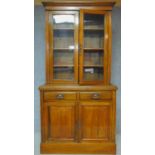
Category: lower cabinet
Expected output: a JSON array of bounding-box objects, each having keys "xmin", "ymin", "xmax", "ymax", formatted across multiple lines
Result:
[{"xmin": 40, "ymin": 89, "xmax": 116, "ymax": 154}]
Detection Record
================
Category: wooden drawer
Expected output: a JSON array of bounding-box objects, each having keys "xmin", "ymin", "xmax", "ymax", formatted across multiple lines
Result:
[
  {"xmin": 44, "ymin": 92, "xmax": 76, "ymax": 101},
  {"xmin": 79, "ymin": 91, "xmax": 112, "ymax": 100}
]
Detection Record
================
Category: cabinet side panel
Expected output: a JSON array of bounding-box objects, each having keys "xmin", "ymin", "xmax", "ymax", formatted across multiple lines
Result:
[
  {"xmin": 107, "ymin": 12, "xmax": 112, "ymax": 84},
  {"xmin": 104, "ymin": 11, "xmax": 112, "ymax": 84},
  {"xmin": 111, "ymin": 90, "xmax": 116, "ymax": 142},
  {"xmin": 40, "ymin": 90, "xmax": 48, "ymax": 142},
  {"xmin": 45, "ymin": 11, "xmax": 50, "ymax": 83}
]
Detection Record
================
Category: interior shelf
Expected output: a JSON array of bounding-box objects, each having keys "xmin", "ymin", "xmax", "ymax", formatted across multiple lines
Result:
[
  {"xmin": 84, "ymin": 65, "xmax": 103, "ymax": 67},
  {"xmin": 54, "ymin": 65, "xmax": 74, "ymax": 67},
  {"xmin": 84, "ymin": 48, "xmax": 103, "ymax": 51},
  {"xmin": 54, "ymin": 48, "xmax": 74, "ymax": 50},
  {"xmin": 53, "ymin": 28, "xmax": 74, "ymax": 30},
  {"xmin": 54, "ymin": 48, "xmax": 103, "ymax": 51},
  {"xmin": 84, "ymin": 28, "xmax": 104, "ymax": 31}
]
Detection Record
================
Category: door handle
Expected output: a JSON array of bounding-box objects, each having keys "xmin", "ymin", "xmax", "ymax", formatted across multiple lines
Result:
[
  {"xmin": 56, "ymin": 94, "xmax": 64, "ymax": 99},
  {"xmin": 92, "ymin": 93, "xmax": 100, "ymax": 100}
]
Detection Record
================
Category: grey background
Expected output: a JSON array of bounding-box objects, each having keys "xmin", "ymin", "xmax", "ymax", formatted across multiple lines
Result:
[{"xmin": 34, "ymin": 6, "xmax": 121, "ymax": 155}]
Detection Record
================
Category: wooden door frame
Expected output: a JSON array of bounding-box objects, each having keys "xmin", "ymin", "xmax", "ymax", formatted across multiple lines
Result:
[
  {"xmin": 46, "ymin": 11, "xmax": 79, "ymax": 84},
  {"xmin": 45, "ymin": 9, "xmax": 112, "ymax": 85},
  {"xmin": 79, "ymin": 10, "xmax": 112, "ymax": 85}
]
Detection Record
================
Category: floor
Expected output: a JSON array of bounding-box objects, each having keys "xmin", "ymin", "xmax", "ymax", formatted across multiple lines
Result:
[{"xmin": 34, "ymin": 132, "xmax": 121, "ymax": 155}]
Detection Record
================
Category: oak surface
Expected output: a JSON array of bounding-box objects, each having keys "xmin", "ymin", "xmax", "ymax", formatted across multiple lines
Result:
[
  {"xmin": 39, "ymin": 0, "xmax": 117, "ymax": 154},
  {"xmin": 40, "ymin": 86, "xmax": 116, "ymax": 153},
  {"xmin": 35, "ymin": 0, "xmax": 121, "ymax": 7}
]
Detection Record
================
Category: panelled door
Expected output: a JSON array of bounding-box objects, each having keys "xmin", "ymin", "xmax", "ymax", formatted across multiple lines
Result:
[
  {"xmin": 79, "ymin": 10, "xmax": 108, "ymax": 85},
  {"xmin": 79, "ymin": 101, "xmax": 112, "ymax": 142},
  {"xmin": 44, "ymin": 101, "xmax": 77, "ymax": 142}
]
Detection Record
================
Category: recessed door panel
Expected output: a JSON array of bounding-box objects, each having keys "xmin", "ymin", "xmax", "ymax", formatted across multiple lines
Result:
[
  {"xmin": 47, "ymin": 102, "xmax": 76, "ymax": 141},
  {"xmin": 79, "ymin": 101, "xmax": 111, "ymax": 142}
]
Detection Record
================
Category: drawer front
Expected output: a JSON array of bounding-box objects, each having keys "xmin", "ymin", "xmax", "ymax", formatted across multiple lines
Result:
[
  {"xmin": 79, "ymin": 91, "xmax": 112, "ymax": 100},
  {"xmin": 44, "ymin": 92, "xmax": 76, "ymax": 101}
]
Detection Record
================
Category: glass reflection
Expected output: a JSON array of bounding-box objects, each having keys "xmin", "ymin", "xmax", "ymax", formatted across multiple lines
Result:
[{"xmin": 53, "ymin": 15, "xmax": 74, "ymax": 24}]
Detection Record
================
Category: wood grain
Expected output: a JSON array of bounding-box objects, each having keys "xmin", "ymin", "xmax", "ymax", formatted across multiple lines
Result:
[
  {"xmin": 44, "ymin": 91, "xmax": 77, "ymax": 101},
  {"xmin": 39, "ymin": 84, "xmax": 117, "ymax": 91},
  {"xmin": 35, "ymin": 0, "xmax": 120, "ymax": 7},
  {"xmin": 79, "ymin": 91, "xmax": 112, "ymax": 100},
  {"xmin": 80, "ymin": 101, "xmax": 111, "ymax": 142},
  {"xmin": 48, "ymin": 11, "xmax": 79, "ymax": 84},
  {"xmin": 47, "ymin": 102, "xmax": 76, "ymax": 141},
  {"xmin": 40, "ymin": 87, "xmax": 117, "ymax": 153},
  {"xmin": 42, "ymin": 0, "xmax": 116, "ymax": 7},
  {"xmin": 39, "ymin": 1, "xmax": 117, "ymax": 154},
  {"xmin": 45, "ymin": 11, "xmax": 50, "ymax": 83},
  {"xmin": 41, "ymin": 142, "xmax": 116, "ymax": 154},
  {"xmin": 79, "ymin": 10, "xmax": 106, "ymax": 85},
  {"xmin": 107, "ymin": 12, "xmax": 112, "ymax": 84},
  {"xmin": 79, "ymin": 9, "xmax": 84, "ymax": 84}
]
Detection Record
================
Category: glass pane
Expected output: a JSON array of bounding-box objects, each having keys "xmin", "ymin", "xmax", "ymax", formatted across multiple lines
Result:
[
  {"xmin": 54, "ymin": 67, "xmax": 74, "ymax": 80},
  {"xmin": 53, "ymin": 15, "xmax": 74, "ymax": 29},
  {"xmin": 84, "ymin": 51, "xmax": 103, "ymax": 66},
  {"xmin": 84, "ymin": 14, "xmax": 104, "ymax": 29},
  {"xmin": 84, "ymin": 31, "xmax": 103, "ymax": 49},
  {"xmin": 53, "ymin": 30, "xmax": 74, "ymax": 49},
  {"xmin": 51, "ymin": 14, "xmax": 75, "ymax": 81},
  {"xmin": 54, "ymin": 50, "xmax": 74, "ymax": 66},
  {"xmin": 84, "ymin": 14, "xmax": 104, "ymax": 49},
  {"xmin": 84, "ymin": 67, "xmax": 103, "ymax": 81},
  {"xmin": 83, "ymin": 13, "xmax": 104, "ymax": 81}
]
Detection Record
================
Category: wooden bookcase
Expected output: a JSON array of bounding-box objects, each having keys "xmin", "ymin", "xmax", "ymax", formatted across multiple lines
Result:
[{"xmin": 39, "ymin": 0, "xmax": 117, "ymax": 154}]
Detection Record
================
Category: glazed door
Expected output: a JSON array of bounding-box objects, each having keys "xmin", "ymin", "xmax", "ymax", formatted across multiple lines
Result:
[
  {"xmin": 79, "ymin": 10, "xmax": 107, "ymax": 84},
  {"xmin": 45, "ymin": 102, "xmax": 77, "ymax": 142},
  {"xmin": 79, "ymin": 101, "xmax": 112, "ymax": 142},
  {"xmin": 48, "ymin": 11, "xmax": 79, "ymax": 84}
]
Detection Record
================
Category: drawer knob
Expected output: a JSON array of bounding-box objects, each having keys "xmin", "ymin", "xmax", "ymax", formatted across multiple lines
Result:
[
  {"xmin": 92, "ymin": 93, "xmax": 100, "ymax": 100},
  {"xmin": 56, "ymin": 94, "xmax": 64, "ymax": 99}
]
